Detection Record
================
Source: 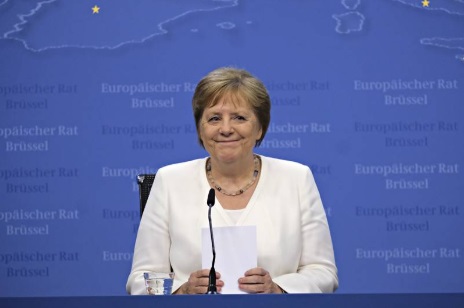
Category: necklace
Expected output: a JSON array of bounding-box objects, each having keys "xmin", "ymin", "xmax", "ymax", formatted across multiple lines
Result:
[{"xmin": 206, "ymin": 155, "xmax": 260, "ymax": 196}]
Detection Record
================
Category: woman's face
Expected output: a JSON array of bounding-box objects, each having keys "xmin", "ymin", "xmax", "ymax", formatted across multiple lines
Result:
[{"xmin": 199, "ymin": 94, "xmax": 262, "ymax": 164}]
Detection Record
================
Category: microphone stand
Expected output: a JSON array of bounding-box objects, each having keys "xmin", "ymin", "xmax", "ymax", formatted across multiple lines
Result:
[{"xmin": 206, "ymin": 189, "xmax": 217, "ymax": 294}]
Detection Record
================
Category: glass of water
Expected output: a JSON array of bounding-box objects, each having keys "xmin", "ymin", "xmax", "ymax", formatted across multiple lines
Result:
[{"xmin": 144, "ymin": 272, "xmax": 175, "ymax": 295}]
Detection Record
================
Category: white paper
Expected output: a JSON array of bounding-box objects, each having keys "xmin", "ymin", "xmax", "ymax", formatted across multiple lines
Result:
[{"xmin": 202, "ymin": 225, "xmax": 257, "ymax": 294}]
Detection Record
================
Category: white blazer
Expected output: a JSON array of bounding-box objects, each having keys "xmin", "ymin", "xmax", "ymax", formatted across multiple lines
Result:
[{"xmin": 126, "ymin": 156, "xmax": 338, "ymax": 294}]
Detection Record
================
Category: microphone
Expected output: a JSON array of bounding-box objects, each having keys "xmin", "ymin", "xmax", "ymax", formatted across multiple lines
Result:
[{"xmin": 206, "ymin": 188, "xmax": 218, "ymax": 294}]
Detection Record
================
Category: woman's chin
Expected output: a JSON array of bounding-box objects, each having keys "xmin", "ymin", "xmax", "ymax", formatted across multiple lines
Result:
[{"xmin": 213, "ymin": 151, "xmax": 243, "ymax": 164}]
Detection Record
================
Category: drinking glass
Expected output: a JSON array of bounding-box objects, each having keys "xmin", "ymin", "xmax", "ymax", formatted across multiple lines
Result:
[{"xmin": 143, "ymin": 272, "xmax": 175, "ymax": 295}]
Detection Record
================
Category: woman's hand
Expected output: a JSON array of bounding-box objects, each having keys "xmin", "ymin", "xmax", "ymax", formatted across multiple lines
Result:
[
  {"xmin": 238, "ymin": 267, "xmax": 284, "ymax": 294},
  {"xmin": 175, "ymin": 269, "xmax": 224, "ymax": 294}
]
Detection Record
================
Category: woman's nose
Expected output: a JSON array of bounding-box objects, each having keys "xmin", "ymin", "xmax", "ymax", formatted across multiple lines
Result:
[{"xmin": 219, "ymin": 119, "xmax": 233, "ymax": 135}]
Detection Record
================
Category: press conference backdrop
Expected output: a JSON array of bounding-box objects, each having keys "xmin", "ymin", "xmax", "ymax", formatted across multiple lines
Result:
[{"xmin": 0, "ymin": 0, "xmax": 463, "ymax": 297}]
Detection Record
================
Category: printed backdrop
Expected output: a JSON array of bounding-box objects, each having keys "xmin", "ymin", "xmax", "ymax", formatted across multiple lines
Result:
[{"xmin": 0, "ymin": 0, "xmax": 463, "ymax": 296}]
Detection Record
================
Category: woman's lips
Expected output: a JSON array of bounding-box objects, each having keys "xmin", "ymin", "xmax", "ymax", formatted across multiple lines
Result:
[{"xmin": 216, "ymin": 140, "xmax": 240, "ymax": 144}]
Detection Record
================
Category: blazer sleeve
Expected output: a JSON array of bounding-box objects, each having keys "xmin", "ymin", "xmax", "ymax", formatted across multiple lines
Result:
[
  {"xmin": 272, "ymin": 166, "xmax": 338, "ymax": 293},
  {"xmin": 126, "ymin": 168, "xmax": 174, "ymax": 295}
]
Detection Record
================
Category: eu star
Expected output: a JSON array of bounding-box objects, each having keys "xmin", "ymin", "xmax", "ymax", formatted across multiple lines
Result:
[
  {"xmin": 422, "ymin": 0, "xmax": 430, "ymax": 7},
  {"xmin": 92, "ymin": 5, "xmax": 100, "ymax": 14}
]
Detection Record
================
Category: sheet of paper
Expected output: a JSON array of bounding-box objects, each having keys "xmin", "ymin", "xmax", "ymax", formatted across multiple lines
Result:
[{"xmin": 202, "ymin": 225, "xmax": 257, "ymax": 294}]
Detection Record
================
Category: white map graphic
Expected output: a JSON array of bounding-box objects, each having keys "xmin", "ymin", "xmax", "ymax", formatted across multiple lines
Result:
[
  {"xmin": 331, "ymin": 0, "xmax": 464, "ymax": 61},
  {"xmin": 390, "ymin": 0, "xmax": 464, "ymax": 61},
  {"xmin": 333, "ymin": 0, "xmax": 365, "ymax": 34},
  {"xmin": 0, "ymin": 0, "xmax": 238, "ymax": 52},
  {"xmin": 1, "ymin": 0, "xmax": 461, "ymax": 61}
]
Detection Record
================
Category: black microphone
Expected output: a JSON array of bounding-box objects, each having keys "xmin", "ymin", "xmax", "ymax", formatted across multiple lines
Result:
[{"xmin": 205, "ymin": 188, "xmax": 218, "ymax": 294}]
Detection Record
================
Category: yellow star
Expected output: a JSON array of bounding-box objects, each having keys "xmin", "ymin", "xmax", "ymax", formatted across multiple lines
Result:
[
  {"xmin": 422, "ymin": 0, "xmax": 430, "ymax": 7},
  {"xmin": 92, "ymin": 5, "xmax": 100, "ymax": 14}
]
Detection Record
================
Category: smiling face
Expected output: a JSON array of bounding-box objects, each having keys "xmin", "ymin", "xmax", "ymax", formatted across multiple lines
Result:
[
  {"xmin": 199, "ymin": 93, "xmax": 262, "ymax": 164},
  {"xmin": 192, "ymin": 67, "xmax": 271, "ymax": 149}
]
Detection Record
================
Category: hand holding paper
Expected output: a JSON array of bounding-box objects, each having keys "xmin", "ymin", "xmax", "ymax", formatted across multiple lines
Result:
[
  {"xmin": 238, "ymin": 267, "xmax": 283, "ymax": 294},
  {"xmin": 202, "ymin": 225, "xmax": 257, "ymax": 294},
  {"xmin": 174, "ymin": 269, "xmax": 224, "ymax": 294}
]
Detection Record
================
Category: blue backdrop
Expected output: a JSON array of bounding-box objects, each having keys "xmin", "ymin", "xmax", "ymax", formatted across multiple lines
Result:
[{"xmin": 1, "ymin": 0, "xmax": 463, "ymax": 296}]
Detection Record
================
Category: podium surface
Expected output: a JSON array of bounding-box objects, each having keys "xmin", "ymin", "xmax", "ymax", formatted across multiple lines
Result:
[{"xmin": 2, "ymin": 293, "xmax": 464, "ymax": 308}]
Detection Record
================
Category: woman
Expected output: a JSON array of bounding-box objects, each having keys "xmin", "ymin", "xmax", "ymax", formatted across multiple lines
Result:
[{"xmin": 126, "ymin": 67, "xmax": 338, "ymax": 294}]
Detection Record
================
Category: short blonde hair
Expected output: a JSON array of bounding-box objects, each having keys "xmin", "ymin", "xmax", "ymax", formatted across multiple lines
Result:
[{"xmin": 192, "ymin": 67, "xmax": 271, "ymax": 147}]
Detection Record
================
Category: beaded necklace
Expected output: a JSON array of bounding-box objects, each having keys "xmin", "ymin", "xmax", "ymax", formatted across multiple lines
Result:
[{"xmin": 206, "ymin": 155, "xmax": 260, "ymax": 196}]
